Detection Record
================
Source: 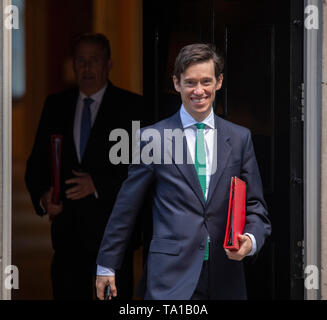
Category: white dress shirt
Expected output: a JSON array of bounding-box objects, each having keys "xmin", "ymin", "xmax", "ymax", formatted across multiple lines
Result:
[
  {"xmin": 180, "ymin": 104, "xmax": 215, "ymax": 199},
  {"xmin": 74, "ymin": 84, "xmax": 107, "ymax": 163},
  {"xmin": 97, "ymin": 105, "xmax": 256, "ymax": 277},
  {"xmin": 74, "ymin": 84, "xmax": 107, "ymax": 199}
]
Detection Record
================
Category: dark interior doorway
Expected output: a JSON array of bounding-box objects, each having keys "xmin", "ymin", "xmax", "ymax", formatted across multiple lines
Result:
[{"xmin": 143, "ymin": 0, "xmax": 304, "ymax": 300}]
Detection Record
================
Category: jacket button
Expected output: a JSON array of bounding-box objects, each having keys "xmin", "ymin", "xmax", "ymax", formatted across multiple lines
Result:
[
  {"xmin": 205, "ymin": 216, "xmax": 210, "ymax": 221},
  {"xmin": 199, "ymin": 245, "xmax": 205, "ymax": 250}
]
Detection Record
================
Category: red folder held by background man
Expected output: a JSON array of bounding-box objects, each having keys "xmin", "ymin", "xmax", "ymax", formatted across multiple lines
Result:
[{"xmin": 223, "ymin": 176, "xmax": 246, "ymax": 251}]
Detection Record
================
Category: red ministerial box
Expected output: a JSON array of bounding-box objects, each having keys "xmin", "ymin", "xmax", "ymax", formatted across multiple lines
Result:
[{"xmin": 223, "ymin": 176, "xmax": 246, "ymax": 251}]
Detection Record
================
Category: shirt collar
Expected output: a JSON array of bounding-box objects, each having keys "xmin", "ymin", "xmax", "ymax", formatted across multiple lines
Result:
[
  {"xmin": 180, "ymin": 104, "xmax": 215, "ymax": 130},
  {"xmin": 79, "ymin": 83, "xmax": 108, "ymax": 105}
]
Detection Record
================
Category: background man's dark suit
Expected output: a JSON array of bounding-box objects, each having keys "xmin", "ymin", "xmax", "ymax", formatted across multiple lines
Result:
[{"xmin": 25, "ymin": 81, "xmax": 144, "ymax": 299}]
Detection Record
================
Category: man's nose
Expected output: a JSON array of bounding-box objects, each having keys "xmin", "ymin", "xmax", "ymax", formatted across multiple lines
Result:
[
  {"xmin": 193, "ymin": 85, "xmax": 205, "ymax": 95},
  {"xmin": 81, "ymin": 60, "xmax": 93, "ymax": 69}
]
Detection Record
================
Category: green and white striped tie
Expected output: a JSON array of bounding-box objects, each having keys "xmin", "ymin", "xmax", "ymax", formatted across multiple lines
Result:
[{"xmin": 195, "ymin": 123, "xmax": 209, "ymax": 261}]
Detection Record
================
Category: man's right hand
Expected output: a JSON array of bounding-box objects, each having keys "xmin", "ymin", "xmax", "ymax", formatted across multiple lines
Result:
[
  {"xmin": 96, "ymin": 275, "xmax": 117, "ymax": 300},
  {"xmin": 40, "ymin": 187, "xmax": 63, "ymax": 220}
]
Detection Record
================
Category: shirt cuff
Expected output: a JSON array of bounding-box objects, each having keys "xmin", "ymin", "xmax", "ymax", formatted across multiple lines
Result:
[
  {"xmin": 39, "ymin": 199, "xmax": 47, "ymax": 214},
  {"xmin": 97, "ymin": 265, "xmax": 115, "ymax": 276},
  {"xmin": 244, "ymin": 233, "xmax": 257, "ymax": 256},
  {"xmin": 94, "ymin": 190, "xmax": 99, "ymax": 199}
]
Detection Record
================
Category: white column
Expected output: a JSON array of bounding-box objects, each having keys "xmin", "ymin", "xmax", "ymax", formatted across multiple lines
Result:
[
  {"xmin": 304, "ymin": 0, "xmax": 322, "ymax": 300},
  {"xmin": 0, "ymin": 0, "xmax": 12, "ymax": 300},
  {"xmin": 321, "ymin": 0, "xmax": 327, "ymax": 300}
]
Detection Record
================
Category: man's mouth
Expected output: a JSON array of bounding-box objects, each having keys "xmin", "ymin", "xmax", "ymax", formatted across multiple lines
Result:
[
  {"xmin": 191, "ymin": 97, "xmax": 208, "ymax": 104},
  {"xmin": 82, "ymin": 75, "xmax": 95, "ymax": 80}
]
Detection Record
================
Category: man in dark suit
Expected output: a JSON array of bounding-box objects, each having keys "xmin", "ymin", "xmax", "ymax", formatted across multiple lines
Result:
[
  {"xmin": 25, "ymin": 33, "xmax": 143, "ymax": 300},
  {"xmin": 95, "ymin": 43, "xmax": 271, "ymax": 300}
]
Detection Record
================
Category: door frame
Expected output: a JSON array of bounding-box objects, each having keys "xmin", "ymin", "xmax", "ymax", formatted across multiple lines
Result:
[
  {"xmin": 1, "ymin": 0, "xmax": 12, "ymax": 300},
  {"xmin": 303, "ymin": 0, "xmax": 323, "ymax": 300}
]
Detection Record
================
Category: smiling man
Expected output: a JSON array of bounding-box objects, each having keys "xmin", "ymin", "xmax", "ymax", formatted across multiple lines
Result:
[
  {"xmin": 173, "ymin": 57, "xmax": 222, "ymax": 122},
  {"xmin": 96, "ymin": 43, "xmax": 271, "ymax": 300},
  {"xmin": 25, "ymin": 33, "xmax": 144, "ymax": 300}
]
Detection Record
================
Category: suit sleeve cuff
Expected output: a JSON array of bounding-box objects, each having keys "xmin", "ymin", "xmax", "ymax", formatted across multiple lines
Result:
[
  {"xmin": 244, "ymin": 233, "xmax": 257, "ymax": 256},
  {"xmin": 97, "ymin": 265, "xmax": 115, "ymax": 276}
]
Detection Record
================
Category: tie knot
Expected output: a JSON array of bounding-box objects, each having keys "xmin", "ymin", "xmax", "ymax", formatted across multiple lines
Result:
[
  {"xmin": 84, "ymin": 97, "xmax": 94, "ymax": 107},
  {"xmin": 196, "ymin": 123, "xmax": 205, "ymax": 130}
]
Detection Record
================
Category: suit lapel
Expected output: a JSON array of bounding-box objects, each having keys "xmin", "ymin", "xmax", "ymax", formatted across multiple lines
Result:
[
  {"xmin": 167, "ymin": 112, "xmax": 206, "ymax": 208},
  {"xmin": 65, "ymin": 89, "xmax": 79, "ymax": 166},
  {"xmin": 206, "ymin": 115, "xmax": 232, "ymax": 207},
  {"xmin": 168, "ymin": 113, "xmax": 232, "ymax": 208}
]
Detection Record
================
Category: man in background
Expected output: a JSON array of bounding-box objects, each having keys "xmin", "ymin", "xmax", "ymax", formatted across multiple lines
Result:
[{"xmin": 25, "ymin": 33, "xmax": 144, "ymax": 300}]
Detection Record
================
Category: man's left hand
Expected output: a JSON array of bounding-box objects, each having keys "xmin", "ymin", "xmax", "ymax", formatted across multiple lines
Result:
[
  {"xmin": 224, "ymin": 234, "xmax": 253, "ymax": 261},
  {"xmin": 65, "ymin": 170, "xmax": 96, "ymax": 200}
]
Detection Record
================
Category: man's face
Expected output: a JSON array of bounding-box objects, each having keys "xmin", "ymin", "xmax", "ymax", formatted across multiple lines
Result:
[
  {"xmin": 73, "ymin": 42, "xmax": 112, "ymax": 95},
  {"xmin": 173, "ymin": 59, "xmax": 223, "ymax": 121}
]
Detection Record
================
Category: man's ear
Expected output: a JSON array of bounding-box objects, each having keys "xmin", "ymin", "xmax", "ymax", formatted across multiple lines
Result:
[
  {"xmin": 107, "ymin": 59, "xmax": 113, "ymax": 72},
  {"xmin": 72, "ymin": 59, "xmax": 77, "ymax": 74},
  {"xmin": 215, "ymin": 74, "xmax": 223, "ymax": 91},
  {"xmin": 173, "ymin": 75, "xmax": 181, "ymax": 92}
]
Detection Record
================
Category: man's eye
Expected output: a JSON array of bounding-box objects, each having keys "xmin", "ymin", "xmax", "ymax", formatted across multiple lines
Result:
[
  {"xmin": 203, "ymin": 79, "xmax": 212, "ymax": 85},
  {"xmin": 185, "ymin": 81, "xmax": 195, "ymax": 86}
]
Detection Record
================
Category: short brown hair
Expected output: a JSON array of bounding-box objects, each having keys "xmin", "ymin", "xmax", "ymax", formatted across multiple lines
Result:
[
  {"xmin": 72, "ymin": 33, "xmax": 111, "ymax": 61},
  {"xmin": 173, "ymin": 43, "xmax": 224, "ymax": 81}
]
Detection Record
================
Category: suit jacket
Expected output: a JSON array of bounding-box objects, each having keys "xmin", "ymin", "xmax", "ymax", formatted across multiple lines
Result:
[
  {"xmin": 96, "ymin": 110, "xmax": 271, "ymax": 299},
  {"xmin": 25, "ymin": 81, "xmax": 144, "ymax": 258}
]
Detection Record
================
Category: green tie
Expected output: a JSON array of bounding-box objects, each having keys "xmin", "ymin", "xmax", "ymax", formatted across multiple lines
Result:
[{"xmin": 195, "ymin": 123, "xmax": 209, "ymax": 261}]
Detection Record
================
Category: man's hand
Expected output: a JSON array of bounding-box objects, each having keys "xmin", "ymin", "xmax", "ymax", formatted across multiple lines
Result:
[
  {"xmin": 96, "ymin": 275, "xmax": 117, "ymax": 300},
  {"xmin": 40, "ymin": 187, "xmax": 63, "ymax": 221},
  {"xmin": 224, "ymin": 234, "xmax": 253, "ymax": 261},
  {"xmin": 41, "ymin": 187, "xmax": 62, "ymax": 221},
  {"xmin": 65, "ymin": 170, "xmax": 96, "ymax": 200}
]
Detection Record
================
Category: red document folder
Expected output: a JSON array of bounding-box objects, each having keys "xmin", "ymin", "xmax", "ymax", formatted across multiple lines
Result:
[
  {"xmin": 223, "ymin": 176, "xmax": 246, "ymax": 251},
  {"xmin": 50, "ymin": 134, "xmax": 63, "ymax": 204}
]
